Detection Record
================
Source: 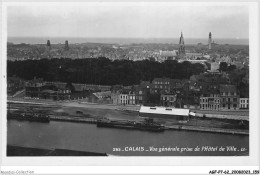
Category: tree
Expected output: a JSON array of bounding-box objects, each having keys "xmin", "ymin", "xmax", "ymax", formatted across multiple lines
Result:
[
  {"xmin": 7, "ymin": 58, "xmax": 205, "ymax": 85},
  {"xmin": 219, "ymin": 62, "xmax": 228, "ymax": 72}
]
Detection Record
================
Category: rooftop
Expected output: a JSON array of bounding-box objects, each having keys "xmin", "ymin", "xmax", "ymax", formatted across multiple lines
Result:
[
  {"xmin": 139, "ymin": 106, "xmax": 190, "ymax": 116},
  {"xmin": 219, "ymin": 84, "xmax": 237, "ymax": 93}
]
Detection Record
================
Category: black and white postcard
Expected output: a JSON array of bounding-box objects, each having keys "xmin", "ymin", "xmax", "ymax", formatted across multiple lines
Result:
[{"xmin": 1, "ymin": 0, "xmax": 259, "ymax": 174}]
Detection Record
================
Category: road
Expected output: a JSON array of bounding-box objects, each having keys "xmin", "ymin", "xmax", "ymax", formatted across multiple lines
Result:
[{"xmin": 7, "ymin": 97, "xmax": 249, "ymax": 120}]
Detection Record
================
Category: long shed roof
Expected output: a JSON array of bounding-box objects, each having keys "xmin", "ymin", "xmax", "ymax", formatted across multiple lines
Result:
[{"xmin": 139, "ymin": 106, "xmax": 190, "ymax": 116}]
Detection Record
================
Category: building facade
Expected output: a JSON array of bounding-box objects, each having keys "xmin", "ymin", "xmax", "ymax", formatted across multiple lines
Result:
[
  {"xmin": 25, "ymin": 79, "xmax": 71, "ymax": 100},
  {"xmin": 111, "ymin": 90, "xmax": 121, "ymax": 105},
  {"xmin": 160, "ymin": 94, "xmax": 177, "ymax": 107},
  {"xmin": 240, "ymin": 98, "xmax": 249, "ymax": 109},
  {"xmin": 219, "ymin": 85, "xmax": 239, "ymax": 110},
  {"xmin": 200, "ymin": 89, "xmax": 221, "ymax": 111},
  {"xmin": 151, "ymin": 78, "xmax": 171, "ymax": 94},
  {"xmin": 210, "ymin": 62, "xmax": 219, "ymax": 72},
  {"xmin": 119, "ymin": 94, "xmax": 129, "ymax": 105},
  {"xmin": 128, "ymin": 93, "xmax": 136, "ymax": 105}
]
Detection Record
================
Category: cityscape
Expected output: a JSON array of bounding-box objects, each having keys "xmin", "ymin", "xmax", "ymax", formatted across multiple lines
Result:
[{"xmin": 6, "ymin": 4, "xmax": 249, "ymax": 157}]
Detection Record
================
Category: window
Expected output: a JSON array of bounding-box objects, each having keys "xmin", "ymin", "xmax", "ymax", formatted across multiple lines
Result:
[
  {"xmin": 233, "ymin": 98, "xmax": 237, "ymax": 102},
  {"xmin": 234, "ymin": 104, "xmax": 237, "ymax": 108},
  {"xmin": 150, "ymin": 107, "xmax": 156, "ymax": 110}
]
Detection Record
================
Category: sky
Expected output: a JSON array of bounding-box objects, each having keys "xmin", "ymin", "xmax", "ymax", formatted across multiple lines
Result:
[{"xmin": 7, "ymin": 3, "xmax": 249, "ymax": 39}]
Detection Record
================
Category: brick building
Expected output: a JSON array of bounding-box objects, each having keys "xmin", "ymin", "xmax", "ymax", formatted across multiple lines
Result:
[{"xmin": 219, "ymin": 85, "xmax": 239, "ymax": 110}]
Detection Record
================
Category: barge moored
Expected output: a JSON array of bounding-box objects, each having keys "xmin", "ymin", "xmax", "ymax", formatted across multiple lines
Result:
[
  {"xmin": 7, "ymin": 113, "xmax": 50, "ymax": 123},
  {"xmin": 97, "ymin": 118, "xmax": 165, "ymax": 132}
]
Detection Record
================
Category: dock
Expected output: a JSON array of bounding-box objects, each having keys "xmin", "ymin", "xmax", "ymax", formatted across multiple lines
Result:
[
  {"xmin": 165, "ymin": 125, "xmax": 249, "ymax": 135},
  {"xmin": 50, "ymin": 116, "xmax": 97, "ymax": 124}
]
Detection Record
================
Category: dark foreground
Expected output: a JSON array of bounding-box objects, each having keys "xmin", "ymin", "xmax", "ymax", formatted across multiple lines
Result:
[{"xmin": 7, "ymin": 145, "xmax": 107, "ymax": 156}]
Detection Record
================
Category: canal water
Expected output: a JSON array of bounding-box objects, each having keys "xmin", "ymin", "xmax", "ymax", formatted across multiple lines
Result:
[{"xmin": 7, "ymin": 120, "xmax": 249, "ymax": 156}]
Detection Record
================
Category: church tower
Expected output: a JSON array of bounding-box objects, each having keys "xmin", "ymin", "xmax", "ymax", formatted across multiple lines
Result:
[
  {"xmin": 208, "ymin": 32, "xmax": 212, "ymax": 50},
  {"xmin": 65, "ymin": 40, "xmax": 69, "ymax": 51},
  {"xmin": 178, "ymin": 32, "xmax": 185, "ymax": 55},
  {"xmin": 46, "ymin": 40, "xmax": 51, "ymax": 50}
]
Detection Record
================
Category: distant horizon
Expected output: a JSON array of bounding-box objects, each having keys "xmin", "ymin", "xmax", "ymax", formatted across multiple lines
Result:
[
  {"xmin": 7, "ymin": 36, "xmax": 249, "ymax": 45},
  {"xmin": 8, "ymin": 36, "xmax": 249, "ymax": 39}
]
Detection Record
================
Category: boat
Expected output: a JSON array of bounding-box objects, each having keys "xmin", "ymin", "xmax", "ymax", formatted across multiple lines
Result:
[
  {"xmin": 96, "ymin": 118, "xmax": 165, "ymax": 132},
  {"xmin": 7, "ymin": 113, "xmax": 50, "ymax": 123}
]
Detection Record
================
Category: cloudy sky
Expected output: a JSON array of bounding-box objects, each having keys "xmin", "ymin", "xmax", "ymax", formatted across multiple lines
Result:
[{"xmin": 7, "ymin": 3, "xmax": 249, "ymax": 39}]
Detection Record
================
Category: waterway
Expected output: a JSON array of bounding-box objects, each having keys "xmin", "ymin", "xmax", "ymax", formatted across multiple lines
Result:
[{"xmin": 7, "ymin": 120, "xmax": 249, "ymax": 156}]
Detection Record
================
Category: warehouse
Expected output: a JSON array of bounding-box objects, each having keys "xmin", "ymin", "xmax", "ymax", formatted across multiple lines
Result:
[{"xmin": 139, "ymin": 106, "xmax": 193, "ymax": 120}]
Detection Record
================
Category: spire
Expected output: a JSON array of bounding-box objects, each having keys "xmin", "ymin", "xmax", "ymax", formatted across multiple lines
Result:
[
  {"xmin": 208, "ymin": 32, "xmax": 212, "ymax": 50},
  {"xmin": 179, "ymin": 32, "xmax": 184, "ymax": 45},
  {"xmin": 46, "ymin": 40, "xmax": 51, "ymax": 51},
  {"xmin": 178, "ymin": 32, "xmax": 185, "ymax": 55}
]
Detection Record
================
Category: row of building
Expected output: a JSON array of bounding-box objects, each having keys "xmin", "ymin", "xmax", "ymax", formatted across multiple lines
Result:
[
  {"xmin": 9, "ymin": 73, "xmax": 248, "ymax": 110},
  {"xmin": 109, "ymin": 77, "xmax": 248, "ymax": 110}
]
